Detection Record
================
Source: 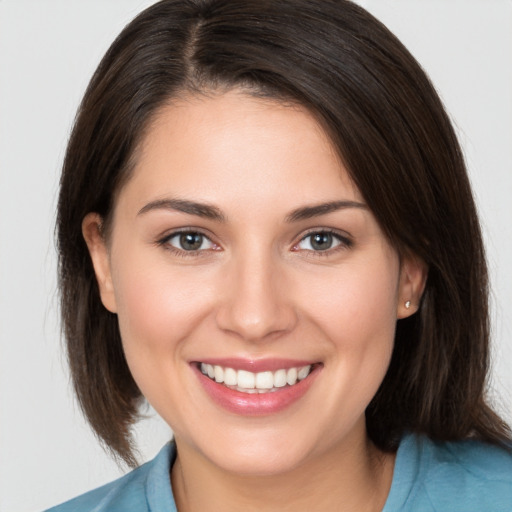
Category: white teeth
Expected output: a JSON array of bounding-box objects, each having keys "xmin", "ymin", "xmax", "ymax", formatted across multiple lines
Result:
[
  {"xmin": 298, "ymin": 365, "xmax": 311, "ymax": 381},
  {"xmin": 224, "ymin": 367, "xmax": 237, "ymax": 386},
  {"xmin": 255, "ymin": 371, "xmax": 274, "ymax": 389},
  {"xmin": 274, "ymin": 369, "xmax": 287, "ymax": 388},
  {"xmin": 237, "ymin": 370, "xmax": 256, "ymax": 389},
  {"xmin": 286, "ymin": 367, "xmax": 298, "ymax": 385},
  {"xmin": 214, "ymin": 365, "xmax": 224, "ymax": 383},
  {"xmin": 199, "ymin": 363, "xmax": 314, "ymax": 392}
]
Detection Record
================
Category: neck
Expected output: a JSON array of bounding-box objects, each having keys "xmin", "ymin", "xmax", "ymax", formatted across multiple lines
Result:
[{"xmin": 171, "ymin": 426, "xmax": 395, "ymax": 512}]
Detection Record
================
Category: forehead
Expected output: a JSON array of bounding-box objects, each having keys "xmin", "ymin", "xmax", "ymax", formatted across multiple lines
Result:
[{"xmin": 120, "ymin": 89, "xmax": 362, "ymax": 213}]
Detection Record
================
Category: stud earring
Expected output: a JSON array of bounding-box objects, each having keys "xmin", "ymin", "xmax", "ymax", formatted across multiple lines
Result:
[{"xmin": 405, "ymin": 300, "xmax": 411, "ymax": 309}]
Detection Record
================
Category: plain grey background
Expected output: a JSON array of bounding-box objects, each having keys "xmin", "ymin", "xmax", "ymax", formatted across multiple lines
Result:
[{"xmin": 1, "ymin": 1, "xmax": 511, "ymax": 511}]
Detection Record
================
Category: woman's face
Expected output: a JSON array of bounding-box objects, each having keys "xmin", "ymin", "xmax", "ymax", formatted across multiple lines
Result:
[{"xmin": 84, "ymin": 90, "xmax": 424, "ymax": 475}]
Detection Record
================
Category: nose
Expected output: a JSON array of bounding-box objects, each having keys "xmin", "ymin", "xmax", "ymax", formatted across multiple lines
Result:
[{"xmin": 215, "ymin": 248, "xmax": 298, "ymax": 342}]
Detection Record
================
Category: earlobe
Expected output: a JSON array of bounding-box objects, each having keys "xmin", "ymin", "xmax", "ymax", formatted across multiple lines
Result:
[
  {"xmin": 397, "ymin": 254, "xmax": 428, "ymax": 319},
  {"xmin": 82, "ymin": 213, "xmax": 118, "ymax": 313}
]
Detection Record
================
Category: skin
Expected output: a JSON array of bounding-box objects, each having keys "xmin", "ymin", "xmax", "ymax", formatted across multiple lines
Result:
[{"xmin": 83, "ymin": 89, "xmax": 426, "ymax": 511}]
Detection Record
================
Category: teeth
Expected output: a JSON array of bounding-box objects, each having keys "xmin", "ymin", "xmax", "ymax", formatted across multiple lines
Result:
[
  {"xmin": 224, "ymin": 367, "xmax": 237, "ymax": 386},
  {"xmin": 200, "ymin": 363, "xmax": 313, "ymax": 392},
  {"xmin": 298, "ymin": 365, "xmax": 311, "ymax": 380},
  {"xmin": 255, "ymin": 371, "xmax": 273, "ymax": 389},
  {"xmin": 214, "ymin": 365, "xmax": 224, "ymax": 383},
  {"xmin": 237, "ymin": 370, "xmax": 255, "ymax": 389},
  {"xmin": 286, "ymin": 367, "xmax": 297, "ymax": 385},
  {"xmin": 274, "ymin": 369, "xmax": 287, "ymax": 388}
]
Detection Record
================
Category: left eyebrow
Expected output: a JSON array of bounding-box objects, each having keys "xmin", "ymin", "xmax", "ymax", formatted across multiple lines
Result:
[{"xmin": 285, "ymin": 200, "xmax": 367, "ymax": 223}]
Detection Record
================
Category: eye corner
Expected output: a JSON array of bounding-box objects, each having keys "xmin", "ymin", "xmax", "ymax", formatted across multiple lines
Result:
[{"xmin": 290, "ymin": 241, "xmax": 301, "ymax": 252}]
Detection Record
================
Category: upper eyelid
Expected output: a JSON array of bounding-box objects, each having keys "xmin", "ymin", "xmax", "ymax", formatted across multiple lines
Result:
[
  {"xmin": 158, "ymin": 227, "xmax": 214, "ymax": 243},
  {"xmin": 298, "ymin": 227, "xmax": 352, "ymax": 242}
]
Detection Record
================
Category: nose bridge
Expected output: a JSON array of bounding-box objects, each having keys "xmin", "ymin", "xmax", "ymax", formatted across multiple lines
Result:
[{"xmin": 216, "ymin": 241, "xmax": 296, "ymax": 341}]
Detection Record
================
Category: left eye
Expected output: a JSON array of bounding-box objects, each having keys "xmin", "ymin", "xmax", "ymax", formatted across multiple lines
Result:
[
  {"xmin": 166, "ymin": 232, "xmax": 215, "ymax": 251},
  {"xmin": 296, "ymin": 232, "xmax": 343, "ymax": 251}
]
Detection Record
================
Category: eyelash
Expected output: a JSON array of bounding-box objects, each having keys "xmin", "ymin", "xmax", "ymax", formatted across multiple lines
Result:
[
  {"xmin": 156, "ymin": 228, "xmax": 353, "ymax": 258},
  {"xmin": 293, "ymin": 229, "xmax": 353, "ymax": 257},
  {"xmin": 156, "ymin": 229, "xmax": 218, "ymax": 259}
]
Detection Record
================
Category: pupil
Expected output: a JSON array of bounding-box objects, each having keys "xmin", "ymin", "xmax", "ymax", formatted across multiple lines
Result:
[
  {"xmin": 311, "ymin": 233, "xmax": 332, "ymax": 250},
  {"xmin": 180, "ymin": 233, "xmax": 202, "ymax": 250}
]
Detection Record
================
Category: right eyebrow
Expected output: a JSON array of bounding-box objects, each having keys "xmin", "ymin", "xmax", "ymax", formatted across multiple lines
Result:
[{"xmin": 137, "ymin": 198, "xmax": 227, "ymax": 222}]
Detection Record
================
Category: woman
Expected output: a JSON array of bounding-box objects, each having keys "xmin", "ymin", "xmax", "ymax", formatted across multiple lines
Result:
[{"xmin": 47, "ymin": 0, "xmax": 512, "ymax": 510}]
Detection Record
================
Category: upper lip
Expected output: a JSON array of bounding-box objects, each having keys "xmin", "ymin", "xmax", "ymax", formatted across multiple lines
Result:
[{"xmin": 192, "ymin": 357, "xmax": 319, "ymax": 373}]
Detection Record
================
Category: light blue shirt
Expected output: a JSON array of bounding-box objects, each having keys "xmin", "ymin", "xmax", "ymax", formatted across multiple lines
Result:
[{"xmin": 46, "ymin": 434, "xmax": 512, "ymax": 511}]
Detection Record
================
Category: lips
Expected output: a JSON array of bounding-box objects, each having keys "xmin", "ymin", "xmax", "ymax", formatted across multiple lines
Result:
[{"xmin": 193, "ymin": 359, "xmax": 321, "ymax": 415}]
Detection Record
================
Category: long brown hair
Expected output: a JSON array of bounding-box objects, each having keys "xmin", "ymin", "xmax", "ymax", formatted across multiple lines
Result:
[{"xmin": 57, "ymin": 0, "xmax": 511, "ymax": 467}]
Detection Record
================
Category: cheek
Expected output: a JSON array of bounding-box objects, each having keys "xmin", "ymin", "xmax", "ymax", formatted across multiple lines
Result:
[
  {"xmin": 302, "ymin": 257, "xmax": 399, "ymax": 346},
  {"xmin": 298, "ymin": 250, "xmax": 399, "ymax": 402},
  {"xmin": 109, "ymin": 251, "xmax": 221, "ymax": 419},
  {"xmin": 110, "ymin": 251, "xmax": 215, "ymax": 360}
]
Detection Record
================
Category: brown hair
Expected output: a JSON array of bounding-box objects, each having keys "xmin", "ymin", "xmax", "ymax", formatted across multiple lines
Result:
[{"xmin": 57, "ymin": 0, "xmax": 511, "ymax": 467}]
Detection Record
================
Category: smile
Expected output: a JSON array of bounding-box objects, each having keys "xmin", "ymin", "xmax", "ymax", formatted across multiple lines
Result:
[
  {"xmin": 194, "ymin": 360, "xmax": 322, "ymax": 415},
  {"xmin": 200, "ymin": 363, "xmax": 313, "ymax": 394}
]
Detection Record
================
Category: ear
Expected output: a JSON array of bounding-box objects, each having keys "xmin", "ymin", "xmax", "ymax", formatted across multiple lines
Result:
[
  {"xmin": 82, "ymin": 213, "xmax": 117, "ymax": 313},
  {"xmin": 397, "ymin": 252, "xmax": 428, "ymax": 319}
]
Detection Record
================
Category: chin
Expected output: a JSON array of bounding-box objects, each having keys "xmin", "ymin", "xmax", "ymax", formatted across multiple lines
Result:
[
  {"xmin": 187, "ymin": 425, "xmax": 319, "ymax": 477},
  {"xmin": 213, "ymin": 447, "xmax": 310, "ymax": 477}
]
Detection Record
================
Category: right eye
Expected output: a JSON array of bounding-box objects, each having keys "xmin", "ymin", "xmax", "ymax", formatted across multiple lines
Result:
[{"xmin": 160, "ymin": 231, "xmax": 218, "ymax": 254}]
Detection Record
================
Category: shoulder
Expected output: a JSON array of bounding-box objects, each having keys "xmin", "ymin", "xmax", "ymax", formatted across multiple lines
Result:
[
  {"xmin": 44, "ymin": 443, "xmax": 177, "ymax": 512},
  {"xmin": 421, "ymin": 436, "xmax": 512, "ymax": 511},
  {"xmin": 385, "ymin": 433, "xmax": 512, "ymax": 512}
]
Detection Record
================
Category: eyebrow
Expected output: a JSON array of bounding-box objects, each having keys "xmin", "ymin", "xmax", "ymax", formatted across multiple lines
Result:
[
  {"xmin": 137, "ymin": 197, "xmax": 366, "ymax": 223},
  {"xmin": 285, "ymin": 200, "xmax": 367, "ymax": 222},
  {"xmin": 137, "ymin": 198, "xmax": 226, "ymax": 222}
]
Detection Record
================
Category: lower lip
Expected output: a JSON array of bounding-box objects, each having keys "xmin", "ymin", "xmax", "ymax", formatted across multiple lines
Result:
[{"xmin": 193, "ymin": 365, "xmax": 321, "ymax": 416}]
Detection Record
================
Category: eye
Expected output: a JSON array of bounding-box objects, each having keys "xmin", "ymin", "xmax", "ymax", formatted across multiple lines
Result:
[
  {"xmin": 162, "ymin": 231, "xmax": 217, "ymax": 252},
  {"xmin": 295, "ymin": 230, "xmax": 350, "ymax": 253}
]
